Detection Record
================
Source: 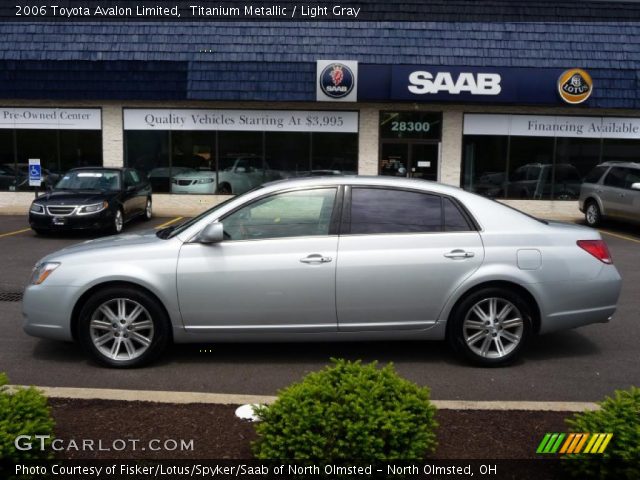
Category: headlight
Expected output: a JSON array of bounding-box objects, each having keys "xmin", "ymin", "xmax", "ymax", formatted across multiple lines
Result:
[
  {"xmin": 196, "ymin": 178, "xmax": 215, "ymax": 184},
  {"xmin": 76, "ymin": 201, "xmax": 108, "ymax": 215},
  {"xmin": 30, "ymin": 262, "xmax": 60, "ymax": 285},
  {"xmin": 30, "ymin": 203, "xmax": 45, "ymax": 215}
]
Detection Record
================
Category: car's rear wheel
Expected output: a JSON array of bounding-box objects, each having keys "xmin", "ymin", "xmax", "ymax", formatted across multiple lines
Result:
[
  {"xmin": 448, "ymin": 287, "xmax": 533, "ymax": 367},
  {"xmin": 77, "ymin": 286, "xmax": 170, "ymax": 368},
  {"xmin": 585, "ymin": 201, "xmax": 602, "ymax": 227},
  {"xmin": 143, "ymin": 198, "xmax": 152, "ymax": 220}
]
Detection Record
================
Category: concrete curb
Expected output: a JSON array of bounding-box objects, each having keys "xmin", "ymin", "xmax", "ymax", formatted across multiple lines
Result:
[{"xmin": 9, "ymin": 385, "xmax": 599, "ymax": 412}]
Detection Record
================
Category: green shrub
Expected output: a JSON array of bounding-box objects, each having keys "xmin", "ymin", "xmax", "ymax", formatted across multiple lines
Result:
[
  {"xmin": 564, "ymin": 386, "xmax": 640, "ymax": 479},
  {"xmin": 252, "ymin": 359, "xmax": 438, "ymax": 460},
  {"xmin": 0, "ymin": 373, "xmax": 55, "ymax": 461}
]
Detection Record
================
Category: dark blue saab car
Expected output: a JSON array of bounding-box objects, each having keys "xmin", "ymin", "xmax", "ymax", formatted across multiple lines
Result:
[{"xmin": 29, "ymin": 167, "xmax": 152, "ymax": 235}]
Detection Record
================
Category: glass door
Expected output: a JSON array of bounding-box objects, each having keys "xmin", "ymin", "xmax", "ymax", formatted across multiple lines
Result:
[
  {"xmin": 410, "ymin": 143, "xmax": 439, "ymax": 181},
  {"xmin": 379, "ymin": 142, "xmax": 439, "ymax": 180}
]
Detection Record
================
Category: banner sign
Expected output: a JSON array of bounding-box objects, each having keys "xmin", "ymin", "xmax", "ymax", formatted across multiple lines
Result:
[
  {"xmin": 359, "ymin": 65, "xmax": 582, "ymax": 105},
  {"xmin": 464, "ymin": 114, "xmax": 640, "ymax": 139},
  {"xmin": 123, "ymin": 109, "xmax": 359, "ymax": 133},
  {"xmin": 0, "ymin": 108, "xmax": 101, "ymax": 130}
]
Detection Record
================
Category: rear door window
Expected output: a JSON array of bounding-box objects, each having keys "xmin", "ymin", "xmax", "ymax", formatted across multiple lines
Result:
[{"xmin": 349, "ymin": 188, "xmax": 443, "ymax": 234}]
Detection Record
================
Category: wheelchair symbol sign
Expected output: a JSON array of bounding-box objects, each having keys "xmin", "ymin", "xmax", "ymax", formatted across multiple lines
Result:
[{"xmin": 28, "ymin": 159, "xmax": 42, "ymax": 187}]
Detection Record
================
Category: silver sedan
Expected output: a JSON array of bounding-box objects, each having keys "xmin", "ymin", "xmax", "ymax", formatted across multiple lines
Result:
[{"xmin": 23, "ymin": 176, "xmax": 622, "ymax": 368}]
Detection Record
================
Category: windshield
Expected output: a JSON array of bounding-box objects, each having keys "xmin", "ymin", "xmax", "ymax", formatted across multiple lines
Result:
[
  {"xmin": 158, "ymin": 186, "xmax": 264, "ymax": 239},
  {"xmin": 55, "ymin": 170, "xmax": 121, "ymax": 191}
]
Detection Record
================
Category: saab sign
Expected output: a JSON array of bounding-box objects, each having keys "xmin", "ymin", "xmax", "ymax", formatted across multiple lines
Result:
[
  {"xmin": 408, "ymin": 71, "xmax": 501, "ymax": 96},
  {"xmin": 358, "ymin": 65, "xmax": 588, "ymax": 105}
]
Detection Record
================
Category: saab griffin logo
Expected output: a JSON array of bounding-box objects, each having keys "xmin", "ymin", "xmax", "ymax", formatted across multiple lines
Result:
[
  {"xmin": 319, "ymin": 63, "xmax": 354, "ymax": 98},
  {"xmin": 536, "ymin": 432, "xmax": 613, "ymax": 455},
  {"xmin": 558, "ymin": 69, "xmax": 593, "ymax": 104}
]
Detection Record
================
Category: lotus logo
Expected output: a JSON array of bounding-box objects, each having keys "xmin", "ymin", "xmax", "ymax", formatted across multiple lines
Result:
[
  {"xmin": 558, "ymin": 69, "xmax": 593, "ymax": 104},
  {"xmin": 319, "ymin": 63, "xmax": 354, "ymax": 99}
]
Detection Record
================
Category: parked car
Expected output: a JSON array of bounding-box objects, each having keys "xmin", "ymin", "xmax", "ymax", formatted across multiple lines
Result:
[
  {"xmin": 23, "ymin": 176, "xmax": 621, "ymax": 368},
  {"xmin": 147, "ymin": 166, "xmax": 196, "ymax": 192},
  {"xmin": 170, "ymin": 155, "xmax": 282, "ymax": 195},
  {"xmin": 0, "ymin": 164, "xmax": 27, "ymax": 190},
  {"xmin": 505, "ymin": 163, "xmax": 582, "ymax": 200},
  {"xmin": 28, "ymin": 167, "xmax": 152, "ymax": 235},
  {"xmin": 579, "ymin": 161, "xmax": 640, "ymax": 227}
]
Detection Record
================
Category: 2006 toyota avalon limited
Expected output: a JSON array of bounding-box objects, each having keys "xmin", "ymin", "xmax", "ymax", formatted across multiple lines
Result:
[{"xmin": 23, "ymin": 177, "xmax": 622, "ymax": 368}]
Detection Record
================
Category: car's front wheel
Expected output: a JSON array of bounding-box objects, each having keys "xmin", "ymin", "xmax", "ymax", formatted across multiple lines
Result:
[
  {"xmin": 448, "ymin": 287, "xmax": 533, "ymax": 367},
  {"xmin": 112, "ymin": 208, "xmax": 124, "ymax": 234},
  {"xmin": 77, "ymin": 286, "xmax": 170, "ymax": 368},
  {"xmin": 585, "ymin": 201, "xmax": 602, "ymax": 227}
]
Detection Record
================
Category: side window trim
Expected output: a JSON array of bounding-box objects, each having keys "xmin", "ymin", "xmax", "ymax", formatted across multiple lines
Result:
[{"xmin": 341, "ymin": 185, "xmax": 479, "ymax": 236}]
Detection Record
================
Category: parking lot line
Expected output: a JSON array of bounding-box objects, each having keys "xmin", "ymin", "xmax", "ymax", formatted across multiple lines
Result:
[
  {"xmin": 155, "ymin": 216, "xmax": 184, "ymax": 229},
  {"xmin": 0, "ymin": 227, "xmax": 31, "ymax": 239},
  {"xmin": 599, "ymin": 229, "xmax": 640, "ymax": 244}
]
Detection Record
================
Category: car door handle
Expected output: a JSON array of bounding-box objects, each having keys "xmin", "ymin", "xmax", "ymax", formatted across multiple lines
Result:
[
  {"xmin": 444, "ymin": 249, "xmax": 475, "ymax": 259},
  {"xmin": 300, "ymin": 254, "xmax": 332, "ymax": 264}
]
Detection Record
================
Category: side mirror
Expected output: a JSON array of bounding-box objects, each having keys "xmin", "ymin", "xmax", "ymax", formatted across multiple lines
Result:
[
  {"xmin": 198, "ymin": 222, "xmax": 224, "ymax": 244},
  {"xmin": 126, "ymin": 185, "xmax": 136, "ymax": 192},
  {"xmin": 631, "ymin": 182, "xmax": 640, "ymax": 191}
]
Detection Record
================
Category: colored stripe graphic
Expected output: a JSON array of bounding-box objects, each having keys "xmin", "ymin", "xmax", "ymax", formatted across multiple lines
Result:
[{"xmin": 537, "ymin": 433, "xmax": 612, "ymax": 454}]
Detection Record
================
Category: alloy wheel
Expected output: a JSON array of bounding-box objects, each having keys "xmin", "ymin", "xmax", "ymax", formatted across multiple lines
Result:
[
  {"xmin": 145, "ymin": 199, "xmax": 152, "ymax": 219},
  {"xmin": 89, "ymin": 298, "xmax": 154, "ymax": 361},
  {"xmin": 114, "ymin": 209, "xmax": 123, "ymax": 232},
  {"xmin": 586, "ymin": 203, "xmax": 600, "ymax": 226},
  {"xmin": 463, "ymin": 297, "xmax": 524, "ymax": 359}
]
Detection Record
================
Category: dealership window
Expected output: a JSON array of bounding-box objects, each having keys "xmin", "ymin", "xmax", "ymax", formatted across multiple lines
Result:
[
  {"xmin": 0, "ymin": 108, "xmax": 102, "ymax": 192},
  {"xmin": 462, "ymin": 114, "xmax": 640, "ymax": 201},
  {"xmin": 123, "ymin": 109, "xmax": 358, "ymax": 196}
]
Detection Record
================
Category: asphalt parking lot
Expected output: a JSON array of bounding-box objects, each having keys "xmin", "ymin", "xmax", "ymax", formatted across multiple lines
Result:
[{"xmin": 0, "ymin": 214, "xmax": 638, "ymax": 402}]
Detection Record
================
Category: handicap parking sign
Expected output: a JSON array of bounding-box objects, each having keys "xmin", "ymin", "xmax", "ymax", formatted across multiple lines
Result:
[{"xmin": 28, "ymin": 158, "xmax": 42, "ymax": 187}]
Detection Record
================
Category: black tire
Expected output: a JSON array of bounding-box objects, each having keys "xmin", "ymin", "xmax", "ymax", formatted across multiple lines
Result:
[
  {"xmin": 585, "ymin": 200, "xmax": 602, "ymax": 227},
  {"xmin": 77, "ymin": 286, "xmax": 171, "ymax": 368},
  {"xmin": 32, "ymin": 228, "xmax": 47, "ymax": 236},
  {"xmin": 447, "ymin": 287, "xmax": 533, "ymax": 367},
  {"xmin": 216, "ymin": 183, "xmax": 232, "ymax": 195},
  {"xmin": 143, "ymin": 198, "xmax": 152, "ymax": 221}
]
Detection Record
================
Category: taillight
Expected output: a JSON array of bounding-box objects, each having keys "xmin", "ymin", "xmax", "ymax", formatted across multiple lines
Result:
[{"xmin": 577, "ymin": 240, "xmax": 612, "ymax": 264}]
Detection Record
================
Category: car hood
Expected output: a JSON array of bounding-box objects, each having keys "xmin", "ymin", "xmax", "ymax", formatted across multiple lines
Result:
[
  {"xmin": 34, "ymin": 190, "xmax": 117, "ymax": 205},
  {"xmin": 42, "ymin": 230, "xmax": 164, "ymax": 261}
]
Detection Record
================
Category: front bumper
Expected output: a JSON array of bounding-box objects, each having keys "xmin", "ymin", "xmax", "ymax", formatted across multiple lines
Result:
[
  {"xmin": 22, "ymin": 284, "xmax": 78, "ymax": 341},
  {"xmin": 29, "ymin": 210, "xmax": 114, "ymax": 231}
]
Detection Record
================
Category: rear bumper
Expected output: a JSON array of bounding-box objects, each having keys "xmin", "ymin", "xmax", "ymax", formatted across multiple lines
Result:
[{"xmin": 538, "ymin": 265, "xmax": 622, "ymax": 334}]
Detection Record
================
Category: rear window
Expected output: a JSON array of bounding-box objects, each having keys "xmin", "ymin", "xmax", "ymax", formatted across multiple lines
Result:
[{"xmin": 584, "ymin": 166, "xmax": 608, "ymax": 184}]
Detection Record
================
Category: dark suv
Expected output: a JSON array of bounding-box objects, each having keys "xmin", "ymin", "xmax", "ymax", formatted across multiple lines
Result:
[{"xmin": 579, "ymin": 162, "xmax": 640, "ymax": 227}]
